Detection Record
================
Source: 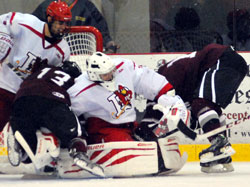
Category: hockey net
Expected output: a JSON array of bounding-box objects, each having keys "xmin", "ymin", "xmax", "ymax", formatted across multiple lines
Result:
[
  {"xmin": 64, "ymin": 26, "xmax": 103, "ymax": 70},
  {"xmin": 0, "ymin": 26, "xmax": 103, "ymax": 163}
]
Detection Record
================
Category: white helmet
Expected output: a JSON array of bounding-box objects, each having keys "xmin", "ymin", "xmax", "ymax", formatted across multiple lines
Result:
[{"xmin": 86, "ymin": 52, "xmax": 116, "ymax": 91}]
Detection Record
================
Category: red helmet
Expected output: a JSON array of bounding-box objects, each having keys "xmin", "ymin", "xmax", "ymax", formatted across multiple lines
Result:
[{"xmin": 46, "ymin": 1, "xmax": 72, "ymax": 22}]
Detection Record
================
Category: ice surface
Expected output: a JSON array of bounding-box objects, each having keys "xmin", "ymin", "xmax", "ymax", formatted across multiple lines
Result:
[{"xmin": 0, "ymin": 162, "xmax": 249, "ymax": 187}]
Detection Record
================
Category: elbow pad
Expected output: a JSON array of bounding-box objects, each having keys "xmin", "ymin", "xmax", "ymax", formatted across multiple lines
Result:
[{"xmin": 0, "ymin": 32, "xmax": 13, "ymax": 62}]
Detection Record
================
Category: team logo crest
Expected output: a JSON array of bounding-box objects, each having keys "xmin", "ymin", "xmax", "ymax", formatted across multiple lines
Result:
[
  {"xmin": 114, "ymin": 85, "xmax": 132, "ymax": 107},
  {"xmin": 108, "ymin": 85, "xmax": 133, "ymax": 119}
]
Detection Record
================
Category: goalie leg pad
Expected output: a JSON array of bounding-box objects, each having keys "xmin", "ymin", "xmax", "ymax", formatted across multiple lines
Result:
[
  {"xmin": 158, "ymin": 136, "xmax": 188, "ymax": 174},
  {"xmin": 89, "ymin": 141, "xmax": 159, "ymax": 177},
  {"xmin": 14, "ymin": 130, "xmax": 60, "ymax": 171},
  {"xmin": 58, "ymin": 141, "xmax": 159, "ymax": 178}
]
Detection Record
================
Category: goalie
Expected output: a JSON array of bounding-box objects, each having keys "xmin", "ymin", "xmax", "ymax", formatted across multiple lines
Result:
[
  {"xmin": 138, "ymin": 44, "xmax": 248, "ymax": 173},
  {"xmin": 65, "ymin": 52, "xmax": 189, "ymax": 177}
]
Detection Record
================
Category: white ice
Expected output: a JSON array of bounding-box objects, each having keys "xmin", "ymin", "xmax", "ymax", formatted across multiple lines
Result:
[{"xmin": 0, "ymin": 162, "xmax": 249, "ymax": 187}]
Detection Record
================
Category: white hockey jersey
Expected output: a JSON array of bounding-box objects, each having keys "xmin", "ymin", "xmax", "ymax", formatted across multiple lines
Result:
[
  {"xmin": 68, "ymin": 58, "xmax": 170, "ymax": 124},
  {"xmin": 0, "ymin": 12, "xmax": 70, "ymax": 93}
]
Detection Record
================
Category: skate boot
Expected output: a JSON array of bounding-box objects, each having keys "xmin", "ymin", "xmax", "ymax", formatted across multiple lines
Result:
[
  {"xmin": 71, "ymin": 152, "xmax": 105, "ymax": 177},
  {"xmin": 199, "ymin": 134, "xmax": 235, "ymax": 173},
  {"xmin": 7, "ymin": 130, "xmax": 28, "ymax": 166},
  {"xmin": 69, "ymin": 137, "xmax": 104, "ymax": 177}
]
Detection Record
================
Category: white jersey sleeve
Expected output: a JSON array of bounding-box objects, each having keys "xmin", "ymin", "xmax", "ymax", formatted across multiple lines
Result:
[
  {"xmin": 114, "ymin": 58, "xmax": 169, "ymax": 100},
  {"xmin": 0, "ymin": 12, "xmax": 16, "ymax": 35}
]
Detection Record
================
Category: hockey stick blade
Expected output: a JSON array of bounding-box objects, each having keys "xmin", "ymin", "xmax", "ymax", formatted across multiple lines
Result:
[{"xmin": 160, "ymin": 119, "xmax": 196, "ymax": 140}]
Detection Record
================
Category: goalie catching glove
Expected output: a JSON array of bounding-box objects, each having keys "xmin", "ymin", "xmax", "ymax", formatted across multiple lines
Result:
[
  {"xmin": 135, "ymin": 94, "xmax": 190, "ymax": 141},
  {"xmin": 153, "ymin": 94, "xmax": 190, "ymax": 138}
]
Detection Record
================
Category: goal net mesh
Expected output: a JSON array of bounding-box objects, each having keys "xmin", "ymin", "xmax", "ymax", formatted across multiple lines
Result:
[{"xmin": 64, "ymin": 26, "xmax": 103, "ymax": 70}]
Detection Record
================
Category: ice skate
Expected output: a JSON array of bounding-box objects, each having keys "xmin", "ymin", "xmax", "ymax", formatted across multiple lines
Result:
[
  {"xmin": 199, "ymin": 134, "xmax": 235, "ymax": 173},
  {"xmin": 73, "ymin": 152, "xmax": 105, "ymax": 177}
]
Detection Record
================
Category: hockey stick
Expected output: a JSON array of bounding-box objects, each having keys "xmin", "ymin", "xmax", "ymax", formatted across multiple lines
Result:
[
  {"xmin": 162, "ymin": 116, "xmax": 250, "ymax": 141},
  {"xmin": 14, "ymin": 131, "xmax": 52, "ymax": 172},
  {"xmin": 153, "ymin": 103, "xmax": 250, "ymax": 141},
  {"xmin": 14, "ymin": 131, "xmax": 37, "ymax": 165}
]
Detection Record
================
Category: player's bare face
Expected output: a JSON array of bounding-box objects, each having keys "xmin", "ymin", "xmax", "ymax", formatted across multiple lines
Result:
[
  {"xmin": 51, "ymin": 20, "xmax": 69, "ymax": 36},
  {"xmin": 100, "ymin": 69, "xmax": 116, "ymax": 81}
]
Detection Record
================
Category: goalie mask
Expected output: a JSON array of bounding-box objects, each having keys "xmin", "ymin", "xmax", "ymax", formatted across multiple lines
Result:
[
  {"xmin": 86, "ymin": 52, "xmax": 116, "ymax": 91},
  {"xmin": 46, "ymin": 1, "xmax": 72, "ymax": 40}
]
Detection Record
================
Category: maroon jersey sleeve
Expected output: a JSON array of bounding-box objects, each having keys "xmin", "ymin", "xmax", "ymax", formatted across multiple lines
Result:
[{"xmin": 16, "ymin": 66, "xmax": 75, "ymax": 106}]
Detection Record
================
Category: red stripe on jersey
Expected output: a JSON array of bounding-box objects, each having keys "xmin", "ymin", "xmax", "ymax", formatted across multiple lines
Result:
[
  {"xmin": 116, "ymin": 62, "xmax": 124, "ymax": 70},
  {"xmin": 69, "ymin": 0, "xmax": 78, "ymax": 9},
  {"xmin": 133, "ymin": 61, "xmax": 136, "ymax": 69},
  {"xmin": 156, "ymin": 83, "xmax": 174, "ymax": 99},
  {"xmin": 75, "ymin": 83, "xmax": 98, "ymax": 97},
  {"xmin": 19, "ymin": 23, "xmax": 65, "ymax": 61},
  {"xmin": 10, "ymin": 12, "xmax": 16, "ymax": 25},
  {"xmin": 19, "ymin": 23, "xmax": 43, "ymax": 37}
]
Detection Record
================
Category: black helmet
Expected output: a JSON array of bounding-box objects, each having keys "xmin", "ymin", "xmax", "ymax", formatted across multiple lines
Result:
[{"xmin": 61, "ymin": 61, "xmax": 82, "ymax": 78}]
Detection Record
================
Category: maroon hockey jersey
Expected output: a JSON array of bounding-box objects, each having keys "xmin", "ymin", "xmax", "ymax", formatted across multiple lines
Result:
[
  {"xmin": 158, "ymin": 44, "xmax": 229, "ymax": 102},
  {"xmin": 15, "ymin": 65, "xmax": 75, "ymax": 106}
]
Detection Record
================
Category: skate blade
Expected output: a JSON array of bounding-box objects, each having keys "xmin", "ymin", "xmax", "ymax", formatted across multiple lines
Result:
[
  {"xmin": 201, "ymin": 163, "xmax": 234, "ymax": 173},
  {"xmin": 75, "ymin": 159, "xmax": 105, "ymax": 177},
  {"xmin": 200, "ymin": 146, "xmax": 236, "ymax": 163}
]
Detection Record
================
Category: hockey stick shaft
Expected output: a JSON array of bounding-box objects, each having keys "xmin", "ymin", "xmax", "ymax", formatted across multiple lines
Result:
[{"xmin": 163, "ymin": 117, "xmax": 249, "ymax": 141}]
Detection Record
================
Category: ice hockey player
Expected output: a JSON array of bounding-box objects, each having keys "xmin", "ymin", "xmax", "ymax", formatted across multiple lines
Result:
[
  {"xmin": 7, "ymin": 58, "xmax": 104, "ymax": 177},
  {"xmin": 137, "ymin": 43, "xmax": 248, "ymax": 173},
  {"xmin": 0, "ymin": 0, "xmax": 72, "ymax": 133},
  {"xmin": 66, "ymin": 52, "xmax": 189, "ymax": 177}
]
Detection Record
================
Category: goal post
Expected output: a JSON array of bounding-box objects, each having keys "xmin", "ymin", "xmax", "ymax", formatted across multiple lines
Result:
[{"xmin": 64, "ymin": 26, "xmax": 103, "ymax": 70}]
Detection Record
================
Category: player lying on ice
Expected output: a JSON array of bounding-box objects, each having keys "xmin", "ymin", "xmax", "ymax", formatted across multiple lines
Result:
[
  {"xmin": 7, "ymin": 52, "xmax": 189, "ymax": 178},
  {"xmin": 136, "ymin": 44, "xmax": 248, "ymax": 173}
]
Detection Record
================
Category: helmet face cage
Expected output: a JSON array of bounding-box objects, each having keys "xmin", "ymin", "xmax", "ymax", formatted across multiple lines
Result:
[{"xmin": 86, "ymin": 52, "xmax": 117, "ymax": 91}]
